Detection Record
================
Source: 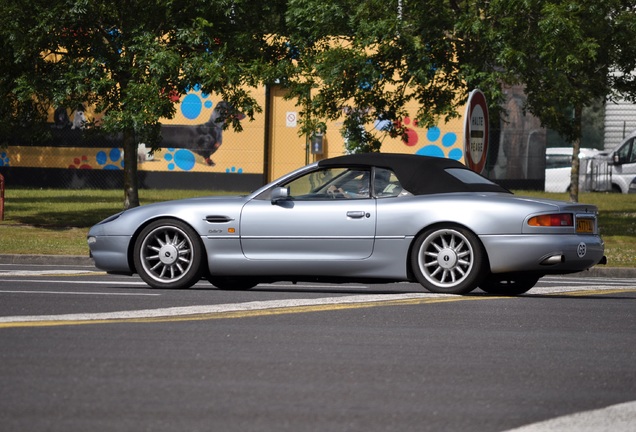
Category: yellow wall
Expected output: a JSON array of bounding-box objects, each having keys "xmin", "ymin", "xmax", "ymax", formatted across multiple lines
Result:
[
  {"xmin": 267, "ymin": 86, "xmax": 309, "ymax": 180},
  {"xmin": 6, "ymin": 85, "xmax": 468, "ymax": 182}
]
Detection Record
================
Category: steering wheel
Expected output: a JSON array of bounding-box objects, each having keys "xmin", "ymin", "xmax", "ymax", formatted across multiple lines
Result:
[{"xmin": 327, "ymin": 187, "xmax": 347, "ymax": 199}]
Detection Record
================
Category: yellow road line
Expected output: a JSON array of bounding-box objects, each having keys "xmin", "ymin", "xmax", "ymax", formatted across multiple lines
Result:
[{"xmin": 554, "ymin": 288, "xmax": 636, "ymax": 296}]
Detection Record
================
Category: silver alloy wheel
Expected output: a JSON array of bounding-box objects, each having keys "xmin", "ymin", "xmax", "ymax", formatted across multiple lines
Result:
[
  {"xmin": 138, "ymin": 225, "xmax": 195, "ymax": 284},
  {"xmin": 416, "ymin": 228, "xmax": 475, "ymax": 289}
]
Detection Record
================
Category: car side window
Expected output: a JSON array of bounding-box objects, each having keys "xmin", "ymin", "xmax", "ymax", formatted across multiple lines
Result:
[
  {"xmin": 374, "ymin": 168, "xmax": 408, "ymax": 197},
  {"xmin": 284, "ymin": 168, "xmax": 371, "ymax": 200},
  {"xmin": 546, "ymin": 154, "xmax": 572, "ymax": 169}
]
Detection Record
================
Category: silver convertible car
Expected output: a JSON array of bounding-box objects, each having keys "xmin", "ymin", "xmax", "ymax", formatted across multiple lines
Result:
[{"xmin": 87, "ymin": 153, "xmax": 606, "ymax": 295}]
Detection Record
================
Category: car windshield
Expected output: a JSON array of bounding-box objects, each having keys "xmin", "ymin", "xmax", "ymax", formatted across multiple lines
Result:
[{"xmin": 616, "ymin": 138, "xmax": 636, "ymax": 164}]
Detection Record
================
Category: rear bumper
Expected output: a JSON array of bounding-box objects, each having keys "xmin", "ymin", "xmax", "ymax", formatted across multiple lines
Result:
[{"xmin": 480, "ymin": 234, "xmax": 605, "ymax": 275}]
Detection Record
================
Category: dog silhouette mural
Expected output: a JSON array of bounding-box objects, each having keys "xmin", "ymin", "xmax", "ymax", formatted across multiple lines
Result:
[{"xmin": 161, "ymin": 101, "xmax": 242, "ymax": 167}]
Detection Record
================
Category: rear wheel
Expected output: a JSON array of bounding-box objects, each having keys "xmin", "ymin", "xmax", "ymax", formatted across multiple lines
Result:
[
  {"xmin": 411, "ymin": 225, "xmax": 485, "ymax": 294},
  {"xmin": 133, "ymin": 219, "xmax": 203, "ymax": 289},
  {"xmin": 479, "ymin": 274, "xmax": 539, "ymax": 296}
]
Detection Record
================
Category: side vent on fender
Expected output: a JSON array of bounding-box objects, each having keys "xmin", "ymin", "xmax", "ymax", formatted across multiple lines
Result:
[{"xmin": 205, "ymin": 215, "xmax": 234, "ymax": 223}]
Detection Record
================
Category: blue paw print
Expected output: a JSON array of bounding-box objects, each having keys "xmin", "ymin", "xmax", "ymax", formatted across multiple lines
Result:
[
  {"xmin": 96, "ymin": 148, "xmax": 124, "ymax": 170},
  {"xmin": 181, "ymin": 85, "xmax": 213, "ymax": 120},
  {"xmin": 416, "ymin": 127, "xmax": 463, "ymax": 160},
  {"xmin": 164, "ymin": 148, "xmax": 196, "ymax": 171},
  {"xmin": 0, "ymin": 152, "xmax": 10, "ymax": 167},
  {"xmin": 225, "ymin": 166, "xmax": 243, "ymax": 174}
]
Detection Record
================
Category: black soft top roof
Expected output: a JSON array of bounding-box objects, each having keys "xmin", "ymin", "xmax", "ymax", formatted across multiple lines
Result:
[{"xmin": 318, "ymin": 153, "xmax": 509, "ymax": 195}]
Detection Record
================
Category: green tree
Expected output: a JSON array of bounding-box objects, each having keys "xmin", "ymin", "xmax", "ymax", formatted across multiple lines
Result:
[
  {"xmin": 0, "ymin": 0, "xmax": 285, "ymax": 208},
  {"xmin": 281, "ymin": 0, "xmax": 636, "ymax": 203},
  {"xmin": 277, "ymin": 1, "xmax": 519, "ymax": 154},
  {"xmin": 482, "ymin": 0, "xmax": 636, "ymax": 201},
  {"xmin": 281, "ymin": 0, "xmax": 474, "ymax": 153},
  {"xmin": 0, "ymin": 26, "xmax": 52, "ymax": 145},
  {"xmin": 6, "ymin": 0, "xmax": 636, "ymax": 205}
]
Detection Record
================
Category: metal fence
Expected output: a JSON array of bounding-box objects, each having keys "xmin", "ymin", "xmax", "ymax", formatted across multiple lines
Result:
[{"xmin": 0, "ymin": 126, "xmax": 613, "ymax": 193}]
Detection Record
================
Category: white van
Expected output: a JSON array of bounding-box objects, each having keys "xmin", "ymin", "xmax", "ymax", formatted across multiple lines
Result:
[
  {"xmin": 544, "ymin": 147, "xmax": 602, "ymax": 192},
  {"xmin": 608, "ymin": 130, "xmax": 636, "ymax": 193}
]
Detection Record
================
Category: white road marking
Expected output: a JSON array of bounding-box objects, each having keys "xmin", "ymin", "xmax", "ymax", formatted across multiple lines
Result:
[
  {"xmin": 524, "ymin": 285, "xmax": 636, "ymax": 295},
  {"xmin": 0, "ymin": 292, "xmax": 452, "ymax": 323},
  {"xmin": 540, "ymin": 277, "xmax": 636, "ymax": 286},
  {"xmin": 0, "ymin": 290, "xmax": 159, "ymax": 296},
  {"xmin": 0, "ymin": 279, "xmax": 148, "ymax": 286},
  {"xmin": 503, "ymin": 400, "xmax": 636, "ymax": 432},
  {"xmin": 0, "ymin": 270, "xmax": 100, "ymax": 276},
  {"xmin": 0, "ymin": 285, "xmax": 634, "ymax": 324}
]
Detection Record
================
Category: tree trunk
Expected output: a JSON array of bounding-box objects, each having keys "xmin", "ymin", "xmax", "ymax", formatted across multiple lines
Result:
[
  {"xmin": 569, "ymin": 105, "xmax": 583, "ymax": 203},
  {"xmin": 122, "ymin": 129, "xmax": 140, "ymax": 209}
]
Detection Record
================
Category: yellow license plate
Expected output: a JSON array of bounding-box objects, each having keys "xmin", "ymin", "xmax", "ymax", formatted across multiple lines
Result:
[{"xmin": 576, "ymin": 218, "xmax": 593, "ymax": 233}]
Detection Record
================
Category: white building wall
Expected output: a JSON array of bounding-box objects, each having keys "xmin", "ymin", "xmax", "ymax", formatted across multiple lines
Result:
[{"xmin": 604, "ymin": 99, "xmax": 636, "ymax": 151}]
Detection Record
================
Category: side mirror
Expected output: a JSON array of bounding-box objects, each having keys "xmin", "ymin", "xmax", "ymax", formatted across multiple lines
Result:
[
  {"xmin": 612, "ymin": 153, "xmax": 621, "ymax": 165},
  {"xmin": 271, "ymin": 186, "xmax": 290, "ymax": 204}
]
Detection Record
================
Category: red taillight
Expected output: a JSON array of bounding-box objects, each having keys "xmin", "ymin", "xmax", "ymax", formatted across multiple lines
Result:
[{"xmin": 528, "ymin": 213, "xmax": 573, "ymax": 227}]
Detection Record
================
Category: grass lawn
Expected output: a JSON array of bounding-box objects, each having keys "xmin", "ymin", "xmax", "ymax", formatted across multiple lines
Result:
[{"xmin": 1, "ymin": 188, "xmax": 634, "ymax": 267}]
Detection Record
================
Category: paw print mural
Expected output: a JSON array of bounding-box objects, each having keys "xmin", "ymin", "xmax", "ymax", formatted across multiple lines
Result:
[
  {"xmin": 416, "ymin": 127, "xmax": 463, "ymax": 161},
  {"xmin": 180, "ymin": 85, "xmax": 213, "ymax": 120},
  {"xmin": 374, "ymin": 117, "xmax": 463, "ymax": 161},
  {"xmin": 0, "ymin": 152, "xmax": 10, "ymax": 167},
  {"xmin": 96, "ymin": 148, "xmax": 124, "ymax": 170},
  {"xmin": 68, "ymin": 155, "xmax": 92, "ymax": 169},
  {"xmin": 164, "ymin": 148, "xmax": 196, "ymax": 171},
  {"xmin": 162, "ymin": 86, "xmax": 243, "ymax": 169}
]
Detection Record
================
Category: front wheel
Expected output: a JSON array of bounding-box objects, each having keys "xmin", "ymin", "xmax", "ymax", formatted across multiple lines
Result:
[
  {"xmin": 479, "ymin": 274, "xmax": 539, "ymax": 296},
  {"xmin": 133, "ymin": 219, "xmax": 203, "ymax": 289},
  {"xmin": 411, "ymin": 226, "xmax": 485, "ymax": 294}
]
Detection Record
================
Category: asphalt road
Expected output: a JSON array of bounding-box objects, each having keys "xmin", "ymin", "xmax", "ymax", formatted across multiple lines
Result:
[{"xmin": 1, "ymin": 261, "xmax": 635, "ymax": 432}]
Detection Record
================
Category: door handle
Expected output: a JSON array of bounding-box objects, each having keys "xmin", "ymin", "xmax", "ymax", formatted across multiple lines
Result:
[{"xmin": 347, "ymin": 211, "xmax": 367, "ymax": 219}]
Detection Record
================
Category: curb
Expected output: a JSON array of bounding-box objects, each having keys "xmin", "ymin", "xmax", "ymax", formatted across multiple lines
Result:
[
  {"xmin": 0, "ymin": 254, "xmax": 95, "ymax": 267},
  {"xmin": 579, "ymin": 266, "xmax": 636, "ymax": 279},
  {"xmin": 0, "ymin": 254, "xmax": 634, "ymax": 278}
]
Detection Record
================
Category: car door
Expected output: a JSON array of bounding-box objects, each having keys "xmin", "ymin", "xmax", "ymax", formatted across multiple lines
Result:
[
  {"xmin": 612, "ymin": 136, "xmax": 636, "ymax": 192},
  {"xmin": 239, "ymin": 167, "xmax": 376, "ymax": 260}
]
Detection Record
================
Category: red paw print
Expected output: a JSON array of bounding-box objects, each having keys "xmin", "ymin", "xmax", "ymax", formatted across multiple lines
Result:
[{"xmin": 68, "ymin": 155, "xmax": 92, "ymax": 169}]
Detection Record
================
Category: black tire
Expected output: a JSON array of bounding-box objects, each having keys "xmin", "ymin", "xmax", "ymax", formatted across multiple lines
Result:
[
  {"xmin": 479, "ymin": 274, "xmax": 539, "ymax": 296},
  {"xmin": 133, "ymin": 219, "xmax": 203, "ymax": 289},
  {"xmin": 208, "ymin": 277, "xmax": 258, "ymax": 290},
  {"xmin": 411, "ymin": 225, "xmax": 485, "ymax": 294}
]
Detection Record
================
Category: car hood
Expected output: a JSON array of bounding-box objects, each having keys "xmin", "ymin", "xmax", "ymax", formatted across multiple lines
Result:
[{"xmin": 89, "ymin": 195, "xmax": 248, "ymax": 236}]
